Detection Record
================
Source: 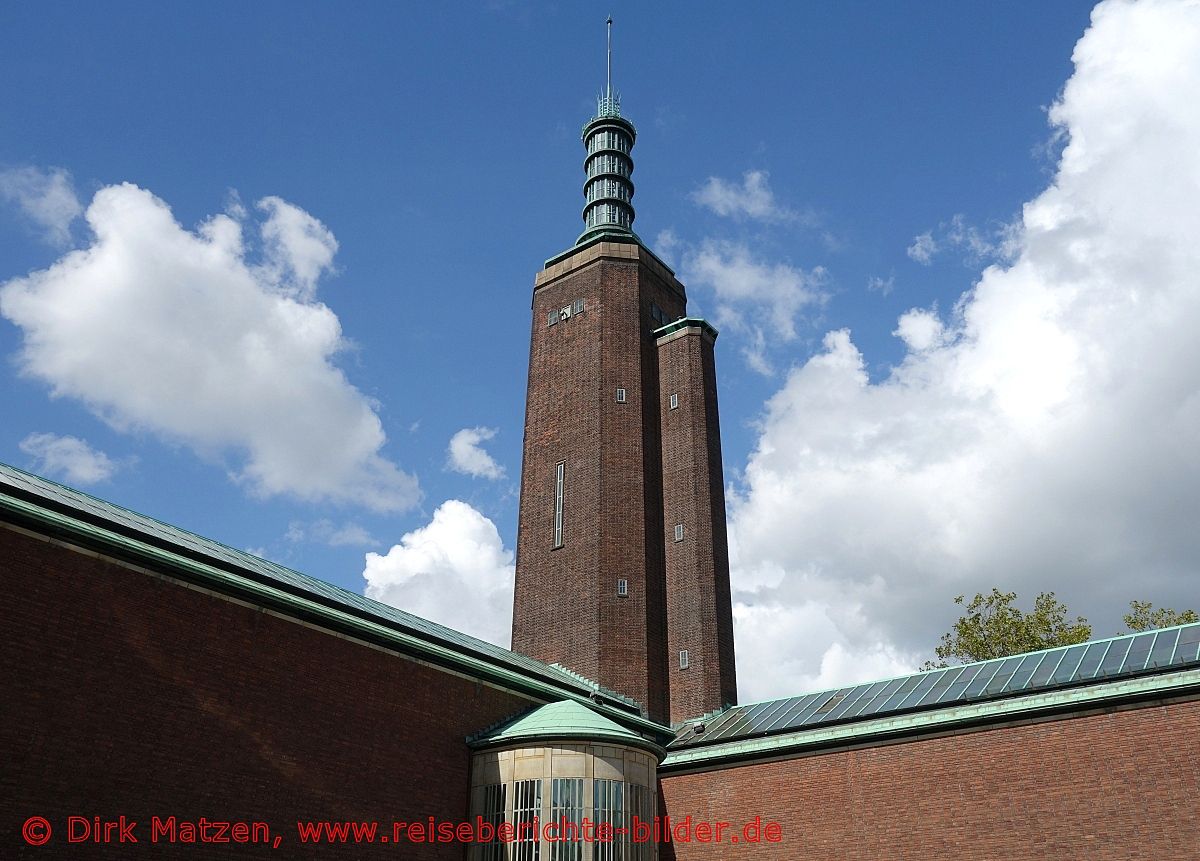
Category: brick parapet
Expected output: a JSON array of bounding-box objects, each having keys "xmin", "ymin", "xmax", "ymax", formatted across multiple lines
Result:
[
  {"xmin": 0, "ymin": 524, "xmax": 535, "ymax": 859},
  {"xmin": 658, "ymin": 698, "xmax": 1200, "ymax": 859}
]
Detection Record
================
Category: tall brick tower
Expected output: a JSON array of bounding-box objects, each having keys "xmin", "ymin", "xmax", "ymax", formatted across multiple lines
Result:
[{"xmin": 512, "ymin": 20, "xmax": 736, "ymax": 725}]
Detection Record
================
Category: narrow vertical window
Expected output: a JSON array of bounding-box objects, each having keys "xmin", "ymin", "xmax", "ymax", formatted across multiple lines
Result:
[
  {"xmin": 553, "ymin": 461, "xmax": 566, "ymax": 548},
  {"xmin": 593, "ymin": 779, "xmax": 626, "ymax": 861},
  {"xmin": 674, "ymin": 524, "xmax": 684, "ymax": 542},
  {"xmin": 617, "ymin": 579, "xmax": 628, "ymax": 596},
  {"xmin": 478, "ymin": 783, "xmax": 507, "ymax": 861},
  {"xmin": 548, "ymin": 310, "xmax": 558, "ymax": 327},
  {"xmin": 627, "ymin": 784, "xmax": 652, "ymax": 861},
  {"xmin": 669, "ymin": 393, "xmax": 679, "ymax": 410},
  {"xmin": 615, "ymin": 387, "xmax": 626, "ymax": 403},
  {"xmin": 513, "ymin": 779, "xmax": 542, "ymax": 861},
  {"xmin": 550, "ymin": 778, "xmax": 584, "ymax": 861},
  {"xmin": 679, "ymin": 650, "xmax": 690, "ymax": 670}
]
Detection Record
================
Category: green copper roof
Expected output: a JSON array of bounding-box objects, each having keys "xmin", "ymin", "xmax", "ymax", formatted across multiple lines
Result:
[
  {"xmin": 654, "ymin": 317, "xmax": 719, "ymax": 341},
  {"xmin": 0, "ymin": 461, "xmax": 666, "ymax": 735},
  {"xmin": 665, "ymin": 622, "xmax": 1200, "ymax": 766},
  {"xmin": 469, "ymin": 700, "xmax": 665, "ymax": 757},
  {"xmin": 661, "ymin": 667, "xmax": 1200, "ymax": 772}
]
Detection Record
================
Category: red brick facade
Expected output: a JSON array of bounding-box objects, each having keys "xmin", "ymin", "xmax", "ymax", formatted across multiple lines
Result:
[
  {"xmin": 659, "ymin": 701, "xmax": 1200, "ymax": 860},
  {"xmin": 5, "ymin": 512, "xmax": 1198, "ymax": 859},
  {"xmin": 658, "ymin": 325, "xmax": 737, "ymax": 723},
  {"xmin": 511, "ymin": 240, "xmax": 737, "ymax": 725},
  {"xmin": 0, "ymin": 524, "xmax": 534, "ymax": 859},
  {"xmin": 512, "ymin": 241, "xmax": 686, "ymax": 723}
]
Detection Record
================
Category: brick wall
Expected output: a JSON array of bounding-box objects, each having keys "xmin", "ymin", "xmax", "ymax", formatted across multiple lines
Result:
[
  {"xmin": 659, "ymin": 701, "xmax": 1200, "ymax": 860},
  {"xmin": 658, "ymin": 326, "xmax": 737, "ymax": 723},
  {"xmin": 0, "ymin": 524, "xmax": 535, "ymax": 858},
  {"xmin": 512, "ymin": 241, "xmax": 686, "ymax": 722}
]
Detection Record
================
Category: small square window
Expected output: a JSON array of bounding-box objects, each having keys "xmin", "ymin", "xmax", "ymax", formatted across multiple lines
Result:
[
  {"xmin": 669, "ymin": 393, "xmax": 679, "ymax": 410},
  {"xmin": 547, "ymin": 310, "xmax": 558, "ymax": 327},
  {"xmin": 679, "ymin": 650, "xmax": 690, "ymax": 670},
  {"xmin": 674, "ymin": 524, "xmax": 685, "ymax": 542},
  {"xmin": 616, "ymin": 388, "xmax": 626, "ymax": 403},
  {"xmin": 560, "ymin": 306, "xmax": 572, "ymax": 321},
  {"xmin": 617, "ymin": 579, "xmax": 628, "ymax": 596}
]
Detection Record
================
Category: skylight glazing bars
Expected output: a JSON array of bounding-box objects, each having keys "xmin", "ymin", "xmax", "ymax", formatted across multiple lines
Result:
[
  {"xmin": 1176, "ymin": 625, "xmax": 1200, "ymax": 662},
  {"xmin": 876, "ymin": 674, "xmax": 926, "ymax": 712},
  {"xmin": 820, "ymin": 683, "xmax": 875, "ymax": 721},
  {"xmin": 757, "ymin": 694, "xmax": 822, "ymax": 734},
  {"xmin": 675, "ymin": 623, "xmax": 1200, "ymax": 747},
  {"xmin": 1148, "ymin": 628, "xmax": 1179, "ymax": 668},
  {"xmin": 847, "ymin": 677, "xmax": 908, "ymax": 720},
  {"xmin": 1098, "ymin": 638, "xmax": 1133, "ymax": 676},
  {"xmin": 772, "ymin": 693, "xmax": 829, "ymax": 729}
]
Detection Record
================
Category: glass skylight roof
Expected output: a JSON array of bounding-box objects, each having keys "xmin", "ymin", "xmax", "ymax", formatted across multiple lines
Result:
[{"xmin": 672, "ymin": 622, "xmax": 1200, "ymax": 749}]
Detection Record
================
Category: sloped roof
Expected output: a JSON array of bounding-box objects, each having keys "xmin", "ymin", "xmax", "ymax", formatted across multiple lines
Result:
[
  {"xmin": 664, "ymin": 622, "xmax": 1200, "ymax": 768},
  {"xmin": 469, "ymin": 700, "xmax": 665, "ymax": 757},
  {"xmin": 0, "ymin": 461, "xmax": 659, "ymax": 734},
  {"xmin": 8, "ymin": 458, "xmax": 1194, "ymax": 768}
]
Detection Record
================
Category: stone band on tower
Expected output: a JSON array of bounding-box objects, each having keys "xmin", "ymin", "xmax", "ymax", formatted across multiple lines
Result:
[{"xmin": 511, "ymin": 20, "xmax": 737, "ymax": 726}]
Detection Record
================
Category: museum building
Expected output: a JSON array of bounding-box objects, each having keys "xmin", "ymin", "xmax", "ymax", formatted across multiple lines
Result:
[{"xmin": 3, "ymin": 35, "xmax": 1199, "ymax": 861}]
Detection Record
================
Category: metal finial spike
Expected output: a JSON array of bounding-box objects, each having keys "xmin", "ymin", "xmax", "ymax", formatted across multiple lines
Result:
[
  {"xmin": 577, "ymin": 14, "xmax": 635, "ymax": 245},
  {"xmin": 606, "ymin": 17, "xmax": 613, "ymax": 99}
]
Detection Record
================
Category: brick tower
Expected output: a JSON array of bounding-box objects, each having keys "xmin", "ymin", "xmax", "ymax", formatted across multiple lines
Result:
[{"xmin": 511, "ymin": 21, "xmax": 736, "ymax": 725}]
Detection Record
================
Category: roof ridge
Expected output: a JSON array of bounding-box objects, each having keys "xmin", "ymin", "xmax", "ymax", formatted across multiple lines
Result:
[
  {"xmin": 0, "ymin": 460, "xmax": 594, "ymax": 697},
  {"xmin": 547, "ymin": 662, "xmax": 642, "ymax": 709}
]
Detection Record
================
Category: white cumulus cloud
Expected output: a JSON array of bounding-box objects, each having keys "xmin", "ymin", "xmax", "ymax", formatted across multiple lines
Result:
[
  {"xmin": 18, "ymin": 432, "xmax": 117, "ymax": 485},
  {"xmin": 893, "ymin": 307, "xmax": 946, "ymax": 352},
  {"xmin": 256, "ymin": 195, "xmax": 337, "ymax": 301},
  {"xmin": 734, "ymin": 600, "xmax": 916, "ymax": 702},
  {"xmin": 0, "ymin": 182, "xmax": 419, "ymax": 511},
  {"xmin": 448, "ymin": 426, "xmax": 506, "ymax": 480},
  {"xmin": 731, "ymin": 0, "xmax": 1200, "ymax": 699},
  {"xmin": 683, "ymin": 240, "xmax": 827, "ymax": 374},
  {"xmin": 363, "ymin": 500, "xmax": 515, "ymax": 647},
  {"xmin": 0, "ymin": 166, "xmax": 83, "ymax": 247},
  {"xmin": 691, "ymin": 170, "xmax": 815, "ymax": 225}
]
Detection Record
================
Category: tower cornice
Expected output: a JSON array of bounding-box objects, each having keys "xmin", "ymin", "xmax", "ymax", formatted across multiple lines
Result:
[{"xmin": 537, "ymin": 238, "xmax": 683, "ymax": 305}]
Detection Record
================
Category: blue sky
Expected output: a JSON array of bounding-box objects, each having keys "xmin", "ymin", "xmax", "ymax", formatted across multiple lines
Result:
[{"xmin": 5, "ymin": 1, "xmax": 1198, "ymax": 701}]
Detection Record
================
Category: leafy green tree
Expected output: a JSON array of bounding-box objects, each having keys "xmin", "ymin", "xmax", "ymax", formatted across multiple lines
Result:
[
  {"xmin": 925, "ymin": 592, "xmax": 1199, "ymax": 669},
  {"xmin": 1123, "ymin": 600, "xmax": 1198, "ymax": 632},
  {"xmin": 923, "ymin": 589, "xmax": 1092, "ymax": 670}
]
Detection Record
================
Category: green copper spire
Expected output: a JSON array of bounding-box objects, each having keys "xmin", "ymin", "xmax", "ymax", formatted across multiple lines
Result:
[
  {"xmin": 597, "ymin": 15, "xmax": 620, "ymax": 119},
  {"xmin": 577, "ymin": 16, "xmax": 637, "ymax": 245}
]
